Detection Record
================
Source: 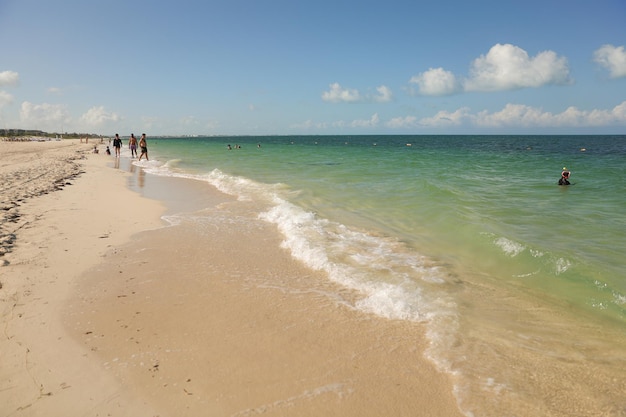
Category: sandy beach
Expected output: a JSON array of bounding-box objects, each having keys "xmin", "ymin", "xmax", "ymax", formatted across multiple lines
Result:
[{"xmin": 0, "ymin": 139, "xmax": 463, "ymax": 416}]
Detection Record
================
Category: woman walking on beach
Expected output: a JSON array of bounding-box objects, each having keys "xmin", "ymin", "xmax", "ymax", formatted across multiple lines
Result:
[
  {"xmin": 112, "ymin": 133, "xmax": 122, "ymax": 157},
  {"xmin": 138, "ymin": 134, "xmax": 149, "ymax": 161}
]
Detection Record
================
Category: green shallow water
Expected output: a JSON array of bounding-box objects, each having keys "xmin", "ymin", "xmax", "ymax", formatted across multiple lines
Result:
[
  {"xmin": 133, "ymin": 135, "xmax": 626, "ymax": 416},
  {"xmin": 146, "ymin": 135, "xmax": 626, "ymax": 321}
]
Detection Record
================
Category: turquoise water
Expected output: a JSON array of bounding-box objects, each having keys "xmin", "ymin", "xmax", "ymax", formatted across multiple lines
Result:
[{"xmin": 129, "ymin": 135, "xmax": 626, "ymax": 416}]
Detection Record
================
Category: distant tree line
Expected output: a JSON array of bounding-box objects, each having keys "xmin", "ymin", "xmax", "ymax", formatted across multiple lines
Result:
[{"xmin": 2, "ymin": 129, "xmax": 102, "ymax": 139}]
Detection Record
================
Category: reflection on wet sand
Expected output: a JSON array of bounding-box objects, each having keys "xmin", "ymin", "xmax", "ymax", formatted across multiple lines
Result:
[
  {"xmin": 111, "ymin": 157, "xmax": 146, "ymax": 190},
  {"xmin": 138, "ymin": 167, "xmax": 145, "ymax": 188}
]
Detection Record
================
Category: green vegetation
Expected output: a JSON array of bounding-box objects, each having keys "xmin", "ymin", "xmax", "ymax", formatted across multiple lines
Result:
[{"xmin": 2, "ymin": 129, "xmax": 102, "ymax": 139}]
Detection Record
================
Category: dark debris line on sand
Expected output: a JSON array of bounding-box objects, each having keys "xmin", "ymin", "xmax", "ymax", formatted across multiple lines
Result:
[{"xmin": 0, "ymin": 150, "xmax": 87, "ymax": 275}]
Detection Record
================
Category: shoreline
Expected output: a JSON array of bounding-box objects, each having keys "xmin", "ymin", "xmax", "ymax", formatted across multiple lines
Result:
[
  {"xmin": 1, "ymin": 141, "xmax": 464, "ymax": 416},
  {"xmin": 0, "ymin": 140, "xmax": 165, "ymax": 416}
]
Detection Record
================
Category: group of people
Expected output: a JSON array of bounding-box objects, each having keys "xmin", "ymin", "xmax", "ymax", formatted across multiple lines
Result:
[{"xmin": 110, "ymin": 133, "xmax": 148, "ymax": 161}]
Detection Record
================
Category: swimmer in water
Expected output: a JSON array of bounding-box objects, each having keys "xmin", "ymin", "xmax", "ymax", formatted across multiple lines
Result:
[{"xmin": 558, "ymin": 167, "xmax": 571, "ymax": 185}]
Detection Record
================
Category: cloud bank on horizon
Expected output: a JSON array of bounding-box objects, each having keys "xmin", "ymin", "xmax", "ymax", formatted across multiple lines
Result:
[
  {"xmin": 0, "ymin": 1, "xmax": 625, "ymax": 135},
  {"xmin": 318, "ymin": 43, "xmax": 626, "ymax": 131},
  {"xmin": 3, "ymin": 42, "xmax": 625, "ymax": 135}
]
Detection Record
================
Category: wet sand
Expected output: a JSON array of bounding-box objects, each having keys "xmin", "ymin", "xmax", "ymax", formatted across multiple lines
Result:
[{"xmin": 0, "ymin": 140, "xmax": 463, "ymax": 416}]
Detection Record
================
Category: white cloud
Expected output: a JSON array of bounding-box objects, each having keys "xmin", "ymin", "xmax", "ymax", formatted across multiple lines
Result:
[
  {"xmin": 409, "ymin": 68, "xmax": 460, "ymax": 96},
  {"xmin": 20, "ymin": 102, "xmax": 70, "ymax": 129},
  {"xmin": 79, "ymin": 106, "xmax": 120, "ymax": 126},
  {"xmin": 295, "ymin": 114, "xmax": 380, "ymax": 130},
  {"xmin": 410, "ymin": 44, "xmax": 571, "ymax": 95},
  {"xmin": 418, "ymin": 108, "xmax": 472, "ymax": 127},
  {"xmin": 413, "ymin": 101, "xmax": 626, "ymax": 128},
  {"xmin": 465, "ymin": 44, "xmax": 571, "ymax": 91},
  {"xmin": 374, "ymin": 85, "xmax": 393, "ymax": 102},
  {"xmin": 291, "ymin": 119, "xmax": 314, "ymax": 129},
  {"xmin": 474, "ymin": 104, "xmax": 553, "ymax": 127},
  {"xmin": 0, "ymin": 71, "xmax": 19, "ymax": 87},
  {"xmin": 350, "ymin": 113, "xmax": 380, "ymax": 128},
  {"xmin": 47, "ymin": 87, "xmax": 62, "ymax": 94},
  {"xmin": 291, "ymin": 119, "xmax": 328, "ymax": 130},
  {"xmin": 0, "ymin": 91, "xmax": 14, "ymax": 109},
  {"xmin": 322, "ymin": 83, "xmax": 362, "ymax": 102},
  {"xmin": 0, "ymin": 72, "xmax": 19, "ymax": 106},
  {"xmin": 322, "ymin": 83, "xmax": 393, "ymax": 103},
  {"xmin": 298, "ymin": 102, "xmax": 626, "ymax": 132},
  {"xmin": 555, "ymin": 101, "xmax": 626, "ymax": 126},
  {"xmin": 593, "ymin": 44, "xmax": 626, "ymax": 79},
  {"xmin": 386, "ymin": 115, "xmax": 418, "ymax": 128},
  {"xmin": 473, "ymin": 103, "xmax": 626, "ymax": 127}
]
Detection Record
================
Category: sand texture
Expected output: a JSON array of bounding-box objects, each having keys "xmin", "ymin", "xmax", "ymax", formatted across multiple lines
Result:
[{"xmin": 1, "ymin": 140, "xmax": 462, "ymax": 416}]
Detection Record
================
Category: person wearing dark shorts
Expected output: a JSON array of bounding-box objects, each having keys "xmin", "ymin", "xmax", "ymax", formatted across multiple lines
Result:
[
  {"xmin": 129, "ymin": 133, "xmax": 138, "ymax": 158},
  {"xmin": 138, "ymin": 133, "xmax": 149, "ymax": 161},
  {"xmin": 112, "ymin": 133, "xmax": 122, "ymax": 157}
]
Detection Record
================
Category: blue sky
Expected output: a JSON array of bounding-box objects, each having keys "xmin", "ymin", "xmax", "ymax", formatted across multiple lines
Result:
[{"xmin": 1, "ymin": 0, "xmax": 625, "ymax": 136}]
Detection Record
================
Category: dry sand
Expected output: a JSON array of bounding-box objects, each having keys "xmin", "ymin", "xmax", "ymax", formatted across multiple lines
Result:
[
  {"xmin": 0, "ymin": 140, "xmax": 463, "ymax": 416},
  {"xmin": 1, "ymin": 140, "xmax": 164, "ymax": 416}
]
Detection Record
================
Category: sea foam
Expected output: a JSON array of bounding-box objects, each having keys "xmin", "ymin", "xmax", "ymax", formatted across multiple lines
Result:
[{"xmin": 134, "ymin": 154, "xmax": 463, "ymax": 403}]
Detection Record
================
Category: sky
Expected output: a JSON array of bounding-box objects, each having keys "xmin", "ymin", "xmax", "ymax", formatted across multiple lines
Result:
[{"xmin": 1, "ymin": 0, "xmax": 625, "ymax": 136}]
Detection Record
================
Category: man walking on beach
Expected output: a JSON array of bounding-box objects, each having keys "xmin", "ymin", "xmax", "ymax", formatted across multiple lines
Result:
[
  {"xmin": 129, "ymin": 134, "xmax": 138, "ymax": 158},
  {"xmin": 112, "ymin": 134, "xmax": 122, "ymax": 157},
  {"xmin": 138, "ymin": 134, "xmax": 148, "ymax": 161}
]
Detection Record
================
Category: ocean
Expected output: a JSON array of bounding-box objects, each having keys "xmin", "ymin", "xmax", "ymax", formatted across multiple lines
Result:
[{"xmin": 127, "ymin": 135, "xmax": 625, "ymax": 416}]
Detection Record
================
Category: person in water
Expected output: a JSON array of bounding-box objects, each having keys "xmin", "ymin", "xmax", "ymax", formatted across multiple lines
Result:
[
  {"xmin": 558, "ymin": 167, "xmax": 571, "ymax": 185},
  {"xmin": 138, "ymin": 134, "xmax": 149, "ymax": 161},
  {"xmin": 129, "ymin": 133, "xmax": 138, "ymax": 158},
  {"xmin": 112, "ymin": 133, "xmax": 122, "ymax": 157}
]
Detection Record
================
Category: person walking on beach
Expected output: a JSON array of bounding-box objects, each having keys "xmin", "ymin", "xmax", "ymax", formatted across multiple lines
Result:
[
  {"xmin": 138, "ymin": 133, "xmax": 149, "ymax": 161},
  {"xmin": 112, "ymin": 133, "xmax": 122, "ymax": 157},
  {"xmin": 129, "ymin": 133, "xmax": 138, "ymax": 158}
]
